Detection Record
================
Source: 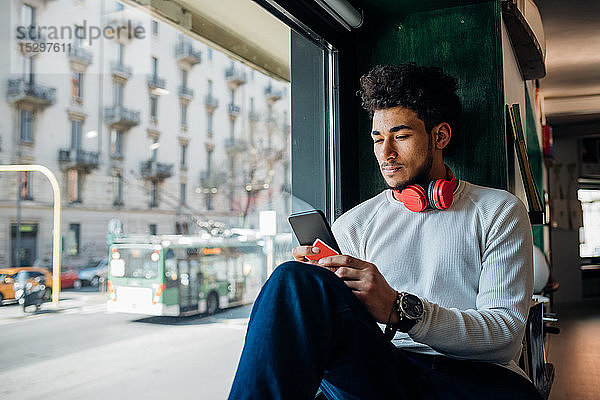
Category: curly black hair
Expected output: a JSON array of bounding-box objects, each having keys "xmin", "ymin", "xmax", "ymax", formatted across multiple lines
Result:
[{"xmin": 358, "ymin": 63, "xmax": 461, "ymax": 141}]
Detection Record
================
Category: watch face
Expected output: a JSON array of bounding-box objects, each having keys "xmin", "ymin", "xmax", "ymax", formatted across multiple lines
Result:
[{"xmin": 401, "ymin": 294, "xmax": 424, "ymax": 319}]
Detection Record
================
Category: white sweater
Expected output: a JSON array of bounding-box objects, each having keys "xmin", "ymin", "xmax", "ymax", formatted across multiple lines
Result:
[{"xmin": 331, "ymin": 180, "xmax": 534, "ymax": 377}]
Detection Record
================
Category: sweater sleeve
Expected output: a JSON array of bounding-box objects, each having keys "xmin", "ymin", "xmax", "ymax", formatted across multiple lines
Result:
[{"xmin": 409, "ymin": 199, "xmax": 534, "ymax": 364}]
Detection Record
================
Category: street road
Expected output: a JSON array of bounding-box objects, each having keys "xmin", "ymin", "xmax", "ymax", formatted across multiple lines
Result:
[{"xmin": 0, "ymin": 290, "xmax": 251, "ymax": 400}]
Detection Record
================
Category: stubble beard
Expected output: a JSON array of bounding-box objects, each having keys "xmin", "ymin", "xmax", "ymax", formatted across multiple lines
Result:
[{"xmin": 387, "ymin": 139, "xmax": 434, "ymax": 192}]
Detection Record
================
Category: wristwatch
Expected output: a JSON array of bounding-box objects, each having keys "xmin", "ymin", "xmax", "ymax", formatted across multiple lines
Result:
[
  {"xmin": 396, "ymin": 292, "xmax": 424, "ymax": 332},
  {"xmin": 384, "ymin": 292, "xmax": 424, "ymax": 340}
]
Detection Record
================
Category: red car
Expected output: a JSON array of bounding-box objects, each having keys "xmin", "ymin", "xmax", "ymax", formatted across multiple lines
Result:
[{"xmin": 60, "ymin": 267, "xmax": 82, "ymax": 290}]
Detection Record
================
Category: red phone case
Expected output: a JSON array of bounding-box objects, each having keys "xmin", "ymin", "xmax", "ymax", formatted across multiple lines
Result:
[{"xmin": 306, "ymin": 238, "xmax": 339, "ymax": 261}]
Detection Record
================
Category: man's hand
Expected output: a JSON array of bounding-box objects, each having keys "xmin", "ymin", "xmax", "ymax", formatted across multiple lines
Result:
[
  {"xmin": 318, "ymin": 255, "xmax": 398, "ymax": 324},
  {"xmin": 291, "ymin": 245, "xmax": 321, "ymax": 264}
]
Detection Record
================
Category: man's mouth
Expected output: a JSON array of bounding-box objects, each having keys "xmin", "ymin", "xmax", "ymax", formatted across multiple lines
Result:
[{"xmin": 382, "ymin": 165, "xmax": 402, "ymax": 175}]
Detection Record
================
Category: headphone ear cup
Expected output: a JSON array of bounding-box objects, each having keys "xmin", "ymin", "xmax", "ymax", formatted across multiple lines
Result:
[
  {"xmin": 427, "ymin": 180, "xmax": 440, "ymax": 210},
  {"xmin": 399, "ymin": 185, "xmax": 428, "ymax": 212},
  {"xmin": 429, "ymin": 179, "xmax": 454, "ymax": 210}
]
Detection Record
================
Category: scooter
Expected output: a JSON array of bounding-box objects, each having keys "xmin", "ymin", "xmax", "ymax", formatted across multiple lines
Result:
[{"xmin": 13, "ymin": 271, "xmax": 46, "ymax": 313}]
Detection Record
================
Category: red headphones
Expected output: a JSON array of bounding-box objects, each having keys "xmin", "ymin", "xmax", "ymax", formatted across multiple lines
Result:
[{"xmin": 392, "ymin": 167, "xmax": 457, "ymax": 212}]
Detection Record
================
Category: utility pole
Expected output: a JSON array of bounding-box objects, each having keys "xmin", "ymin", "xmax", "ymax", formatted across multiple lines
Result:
[{"xmin": 15, "ymin": 171, "xmax": 22, "ymax": 266}]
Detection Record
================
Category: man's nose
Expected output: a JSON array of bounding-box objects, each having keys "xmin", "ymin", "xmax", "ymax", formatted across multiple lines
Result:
[{"xmin": 381, "ymin": 139, "xmax": 397, "ymax": 160}]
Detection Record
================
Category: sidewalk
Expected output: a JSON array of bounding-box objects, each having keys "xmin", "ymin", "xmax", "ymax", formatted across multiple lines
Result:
[{"xmin": 0, "ymin": 289, "xmax": 107, "ymax": 322}]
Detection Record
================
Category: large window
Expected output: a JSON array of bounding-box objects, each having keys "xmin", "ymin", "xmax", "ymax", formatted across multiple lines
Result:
[
  {"xmin": 113, "ymin": 172, "xmax": 124, "ymax": 206},
  {"xmin": 113, "ymin": 82, "xmax": 123, "ymax": 106},
  {"xmin": 70, "ymin": 120, "xmax": 82, "ymax": 150},
  {"xmin": 19, "ymin": 109, "xmax": 33, "ymax": 142},
  {"xmin": 579, "ymin": 189, "xmax": 600, "ymax": 257},
  {"xmin": 150, "ymin": 95, "xmax": 158, "ymax": 120},
  {"xmin": 21, "ymin": 4, "xmax": 35, "ymax": 27},
  {"xmin": 110, "ymin": 129, "xmax": 123, "ymax": 157},
  {"xmin": 19, "ymin": 171, "xmax": 33, "ymax": 201},
  {"xmin": 67, "ymin": 169, "xmax": 82, "ymax": 203},
  {"xmin": 2, "ymin": 0, "xmax": 339, "ymax": 397},
  {"xmin": 71, "ymin": 72, "xmax": 83, "ymax": 100},
  {"xmin": 67, "ymin": 223, "xmax": 80, "ymax": 255},
  {"xmin": 180, "ymin": 103, "xmax": 188, "ymax": 128},
  {"xmin": 150, "ymin": 181, "xmax": 158, "ymax": 208},
  {"xmin": 180, "ymin": 183, "xmax": 186, "ymax": 204},
  {"xmin": 180, "ymin": 143, "xmax": 187, "ymax": 167},
  {"xmin": 22, "ymin": 56, "xmax": 34, "ymax": 84}
]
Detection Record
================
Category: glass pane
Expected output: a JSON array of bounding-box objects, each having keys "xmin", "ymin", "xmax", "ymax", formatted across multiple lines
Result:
[{"xmin": 2, "ymin": 0, "xmax": 334, "ymax": 397}]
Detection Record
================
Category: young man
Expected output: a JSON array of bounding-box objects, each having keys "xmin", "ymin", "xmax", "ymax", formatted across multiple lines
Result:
[{"xmin": 229, "ymin": 64, "xmax": 542, "ymax": 399}]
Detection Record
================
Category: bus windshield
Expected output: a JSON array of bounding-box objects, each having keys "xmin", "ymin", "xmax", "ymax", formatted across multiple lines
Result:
[{"xmin": 113, "ymin": 248, "xmax": 159, "ymax": 280}]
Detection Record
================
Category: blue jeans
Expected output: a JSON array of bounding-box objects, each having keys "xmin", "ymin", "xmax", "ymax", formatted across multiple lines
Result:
[{"xmin": 228, "ymin": 261, "xmax": 543, "ymax": 400}]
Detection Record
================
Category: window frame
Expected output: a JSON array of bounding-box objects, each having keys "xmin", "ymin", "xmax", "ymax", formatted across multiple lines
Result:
[
  {"xmin": 20, "ymin": 171, "xmax": 33, "ymax": 201},
  {"xmin": 181, "ymin": 143, "xmax": 188, "ymax": 168},
  {"xmin": 68, "ymin": 223, "xmax": 81, "ymax": 255},
  {"xmin": 67, "ymin": 169, "xmax": 82, "ymax": 203},
  {"xmin": 150, "ymin": 181, "xmax": 158, "ymax": 208},
  {"xmin": 113, "ymin": 171, "xmax": 124, "ymax": 206},
  {"xmin": 19, "ymin": 109, "xmax": 34, "ymax": 143}
]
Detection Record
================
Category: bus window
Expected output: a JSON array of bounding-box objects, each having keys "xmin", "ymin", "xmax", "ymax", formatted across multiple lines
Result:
[{"xmin": 118, "ymin": 248, "xmax": 159, "ymax": 280}]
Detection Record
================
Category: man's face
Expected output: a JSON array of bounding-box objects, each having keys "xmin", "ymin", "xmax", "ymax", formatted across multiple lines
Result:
[{"xmin": 371, "ymin": 106, "xmax": 434, "ymax": 190}]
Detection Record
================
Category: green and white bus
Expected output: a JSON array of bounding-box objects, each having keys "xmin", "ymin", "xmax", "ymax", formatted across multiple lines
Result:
[{"xmin": 107, "ymin": 234, "xmax": 265, "ymax": 316}]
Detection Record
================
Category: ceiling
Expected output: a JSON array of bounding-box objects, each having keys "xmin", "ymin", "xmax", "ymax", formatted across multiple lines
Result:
[{"xmin": 536, "ymin": 0, "xmax": 600, "ymax": 126}]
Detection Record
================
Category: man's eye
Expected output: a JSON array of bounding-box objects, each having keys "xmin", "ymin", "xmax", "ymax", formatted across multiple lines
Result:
[
  {"xmin": 396, "ymin": 135, "xmax": 408, "ymax": 140},
  {"xmin": 373, "ymin": 139, "xmax": 383, "ymax": 144}
]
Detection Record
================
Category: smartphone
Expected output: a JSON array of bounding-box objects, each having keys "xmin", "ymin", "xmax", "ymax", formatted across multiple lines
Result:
[{"xmin": 288, "ymin": 210, "xmax": 341, "ymax": 255}]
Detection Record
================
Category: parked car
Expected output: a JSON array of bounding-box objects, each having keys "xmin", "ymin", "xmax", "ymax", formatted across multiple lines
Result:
[
  {"xmin": 32, "ymin": 261, "xmax": 82, "ymax": 291},
  {"xmin": 78, "ymin": 259, "xmax": 108, "ymax": 287},
  {"xmin": 0, "ymin": 267, "xmax": 53, "ymax": 301},
  {"xmin": 0, "ymin": 272, "xmax": 16, "ymax": 304},
  {"xmin": 61, "ymin": 267, "xmax": 82, "ymax": 290}
]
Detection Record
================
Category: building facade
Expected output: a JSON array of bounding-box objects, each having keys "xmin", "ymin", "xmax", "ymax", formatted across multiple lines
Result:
[{"xmin": 0, "ymin": 0, "xmax": 291, "ymax": 267}]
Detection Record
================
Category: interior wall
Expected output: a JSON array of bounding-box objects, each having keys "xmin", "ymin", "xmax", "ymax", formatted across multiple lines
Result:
[{"xmin": 355, "ymin": 1, "xmax": 506, "ymax": 201}]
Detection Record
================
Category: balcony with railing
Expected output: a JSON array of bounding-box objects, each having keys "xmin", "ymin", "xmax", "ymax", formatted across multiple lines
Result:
[
  {"xmin": 228, "ymin": 103, "xmax": 241, "ymax": 118},
  {"xmin": 7, "ymin": 78, "xmax": 56, "ymax": 108},
  {"xmin": 225, "ymin": 137, "xmax": 247, "ymax": 154},
  {"xmin": 147, "ymin": 74, "xmax": 167, "ymax": 95},
  {"xmin": 199, "ymin": 170, "xmax": 226, "ymax": 190},
  {"xmin": 104, "ymin": 105, "xmax": 140, "ymax": 128},
  {"xmin": 178, "ymin": 86, "xmax": 194, "ymax": 101},
  {"xmin": 175, "ymin": 42, "xmax": 202, "ymax": 66},
  {"xmin": 225, "ymin": 66, "xmax": 247, "ymax": 88},
  {"xmin": 68, "ymin": 46, "xmax": 93, "ymax": 66},
  {"xmin": 58, "ymin": 148, "xmax": 100, "ymax": 171},
  {"xmin": 264, "ymin": 86, "xmax": 282, "ymax": 104},
  {"xmin": 204, "ymin": 94, "xmax": 219, "ymax": 113},
  {"xmin": 140, "ymin": 160, "xmax": 174, "ymax": 180},
  {"xmin": 111, "ymin": 62, "xmax": 133, "ymax": 80},
  {"xmin": 249, "ymin": 110, "xmax": 261, "ymax": 122}
]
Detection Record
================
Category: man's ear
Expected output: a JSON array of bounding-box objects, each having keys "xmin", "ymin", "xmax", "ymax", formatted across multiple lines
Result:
[{"xmin": 432, "ymin": 123, "xmax": 452, "ymax": 150}]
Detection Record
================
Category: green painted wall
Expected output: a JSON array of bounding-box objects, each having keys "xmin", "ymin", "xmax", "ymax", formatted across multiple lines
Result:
[
  {"xmin": 356, "ymin": 1, "xmax": 506, "ymax": 201},
  {"xmin": 524, "ymin": 85, "xmax": 545, "ymax": 249}
]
